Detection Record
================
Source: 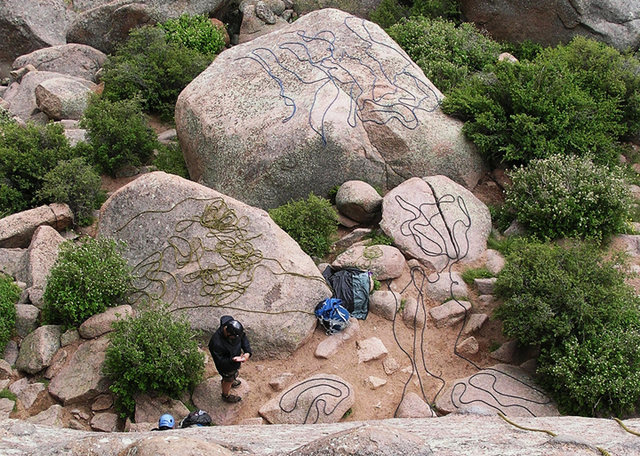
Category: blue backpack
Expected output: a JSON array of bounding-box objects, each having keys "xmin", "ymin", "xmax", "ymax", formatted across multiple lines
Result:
[{"xmin": 314, "ymin": 298, "xmax": 350, "ymax": 334}]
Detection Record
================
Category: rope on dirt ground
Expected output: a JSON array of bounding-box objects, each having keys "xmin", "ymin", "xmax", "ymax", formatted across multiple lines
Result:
[
  {"xmin": 277, "ymin": 376, "xmax": 353, "ymax": 424},
  {"xmin": 388, "ymin": 181, "xmax": 547, "ymax": 417}
]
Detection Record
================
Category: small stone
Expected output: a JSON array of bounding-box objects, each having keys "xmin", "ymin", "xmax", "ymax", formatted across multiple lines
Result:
[
  {"xmin": 356, "ymin": 337, "xmax": 388, "ymax": 363},
  {"xmin": 382, "ymin": 357, "xmax": 399, "ymax": 375},
  {"xmin": 366, "ymin": 376, "xmax": 387, "ymax": 389}
]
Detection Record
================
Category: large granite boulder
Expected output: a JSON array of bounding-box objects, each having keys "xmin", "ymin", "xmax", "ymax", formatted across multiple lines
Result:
[
  {"xmin": 119, "ymin": 435, "xmax": 234, "ymax": 456},
  {"xmin": 435, "ymin": 364, "xmax": 560, "ymax": 417},
  {"xmin": 380, "ymin": 176, "xmax": 491, "ymax": 271},
  {"xmin": 48, "ymin": 336, "xmax": 111, "ymax": 404},
  {"xmin": 461, "ymin": 0, "xmax": 640, "ymax": 52},
  {"xmin": 98, "ymin": 172, "xmax": 331, "ymax": 358},
  {"xmin": 3, "ymin": 70, "xmax": 95, "ymax": 122},
  {"xmin": 12, "ymin": 44, "xmax": 106, "ymax": 82},
  {"xmin": 66, "ymin": 0, "xmax": 231, "ymax": 55},
  {"xmin": 15, "ymin": 325, "xmax": 62, "ymax": 374},
  {"xmin": 259, "ymin": 373, "xmax": 354, "ymax": 424},
  {"xmin": 35, "ymin": 76, "xmax": 96, "ymax": 120},
  {"xmin": 176, "ymin": 8, "xmax": 485, "ymax": 210},
  {"xmin": 0, "ymin": 203, "xmax": 73, "ymax": 248},
  {"xmin": 0, "ymin": 0, "xmax": 71, "ymax": 75}
]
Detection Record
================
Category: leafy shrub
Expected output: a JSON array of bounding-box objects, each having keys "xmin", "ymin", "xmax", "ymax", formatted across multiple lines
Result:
[
  {"xmin": 80, "ymin": 96, "xmax": 158, "ymax": 176},
  {"xmin": 104, "ymin": 302, "xmax": 205, "ymax": 418},
  {"xmin": 388, "ymin": 17, "xmax": 501, "ymax": 93},
  {"xmin": 0, "ymin": 107, "xmax": 14, "ymax": 127},
  {"xmin": 42, "ymin": 238, "xmax": 133, "ymax": 328},
  {"xmin": 460, "ymin": 267, "xmax": 493, "ymax": 285},
  {"xmin": 504, "ymin": 154, "xmax": 633, "ymax": 240},
  {"xmin": 268, "ymin": 193, "xmax": 338, "ymax": 258},
  {"xmin": 364, "ymin": 230, "xmax": 394, "ymax": 246},
  {"xmin": 153, "ymin": 143, "xmax": 189, "ymax": 178},
  {"xmin": 101, "ymin": 26, "xmax": 212, "ymax": 119},
  {"xmin": 370, "ymin": 0, "xmax": 410, "ymax": 29},
  {"xmin": 495, "ymin": 240, "xmax": 640, "ymax": 415},
  {"xmin": 442, "ymin": 36, "xmax": 640, "ymax": 166},
  {"xmin": 0, "ymin": 274, "xmax": 20, "ymax": 354},
  {"xmin": 36, "ymin": 157, "xmax": 105, "ymax": 226},
  {"xmin": 158, "ymin": 13, "xmax": 226, "ymax": 56},
  {"xmin": 0, "ymin": 122, "xmax": 74, "ymax": 217},
  {"xmin": 410, "ymin": 0, "xmax": 461, "ymax": 22}
]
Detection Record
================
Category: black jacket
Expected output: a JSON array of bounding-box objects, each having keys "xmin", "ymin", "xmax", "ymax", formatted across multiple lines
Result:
[{"xmin": 208, "ymin": 315, "xmax": 252, "ymax": 374}]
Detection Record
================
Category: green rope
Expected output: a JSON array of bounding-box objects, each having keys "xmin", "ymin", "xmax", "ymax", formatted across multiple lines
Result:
[
  {"xmin": 116, "ymin": 196, "xmax": 324, "ymax": 315},
  {"xmin": 613, "ymin": 417, "xmax": 640, "ymax": 436},
  {"xmin": 497, "ymin": 413, "xmax": 611, "ymax": 456}
]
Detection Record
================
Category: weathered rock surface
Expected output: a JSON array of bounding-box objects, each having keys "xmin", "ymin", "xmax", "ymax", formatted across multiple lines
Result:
[
  {"xmin": 16, "ymin": 325, "xmax": 62, "ymax": 374},
  {"xmin": 133, "ymin": 394, "xmax": 189, "ymax": 427},
  {"xmin": 26, "ymin": 225, "xmax": 65, "ymax": 294},
  {"xmin": 335, "ymin": 180, "xmax": 383, "ymax": 223},
  {"xmin": 287, "ymin": 423, "xmax": 432, "ymax": 455},
  {"xmin": 66, "ymin": 0, "xmax": 230, "ymax": 55},
  {"xmin": 3, "ymin": 414, "xmax": 639, "ymax": 455},
  {"xmin": 293, "ymin": 0, "xmax": 384, "ymax": 20},
  {"xmin": 333, "ymin": 244, "xmax": 406, "ymax": 280},
  {"xmin": 98, "ymin": 172, "xmax": 331, "ymax": 358},
  {"xmin": 0, "ymin": 247, "xmax": 27, "ymax": 280},
  {"xmin": 369, "ymin": 290, "xmax": 401, "ymax": 321},
  {"xmin": 12, "ymin": 44, "xmax": 106, "ymax": 82},
  {"xmin": 356, "ymin": 336, "xmax": 388, "ymax": 362},
  {"xmin": 48, "ymin": 336, "xmax": 110, "ymax": 404},
  {"xmin": 0, "ymin": 203, "xmax": 72, "ymax": 248},
  {"xmin": 435, "ymin": 364, "xmax": 560, "ymax": 417},
  {"xmin": 176, "ymin": 9, "xmax": 484, "ymax": 209},
  {"xmin": 461, "ymin": 0, "xmax": 640, "ymax": 52},
  {"xmin": 78, "ymin": 305, "xmax": 132, "ymax": 339},
  {"xmin": 119, "ymin": 434, "xmax": 234, "ymax": 456},
  {"xmin": 3, "ymin": 70, "xmax": 94, "ymax": 122},
  {"xmin": 429, "ymin": 300, "xmax": 471, "ymax": 328},
  {"xmin": 0, "ymin": 0, "xmax": 70, "ymax": 74},
  {"xmin": 395, "ymin": 392, "xmax": 436, "ymax": 418},
  {"xmin": 35, "ymin": 76, "xmax": 95, "ymax": 120},
  {"xmin": 381, "ymin": 176, "xmax": 491, "ymax": 272},
  {"xmin": 259, "ymin": 373, "xmax": 354, "ymax": 424}
]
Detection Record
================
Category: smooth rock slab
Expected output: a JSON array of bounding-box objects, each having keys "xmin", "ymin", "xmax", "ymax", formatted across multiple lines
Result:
[
  {"xmin": 259, "ymin": 373, "xmax": 354, "ymax": 424},
  {"xmin": 286, "ymin": 423, "xmax": 433, "ymax": 455},
  {"xmin": 396, "ymin": 392, "xmax": 436, "ymax": 418},
  {"xmin": 381, "ymin": 176, "xmax": 491, "ymax": 272},
  {"xmin": 435, "ymin": 364, "xmax": 560, "ymax": 417},
  {"xmin": 78, "ymin": 305, "xmax": 132, "ymax": 339},
  {"xmin": 119, "ymin": 435, "xmax": 234, "ymax": 456}
]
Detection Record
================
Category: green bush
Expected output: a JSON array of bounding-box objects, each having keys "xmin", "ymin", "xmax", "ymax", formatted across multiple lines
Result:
[
  {"xmin": 410, "ymin": 0, "xmax": 461, "ymax": 22},
  {"xmin": 36, "ymin": 157, "xmax": 105, "ymax": 226},
  {"xmin": 42, "ymin": 238, "xmax": 133, "ymax": 328},
  {"xmin": 0, "ymin": 107, "xmax": 14, "ymax": 127},
  {"xmin": 101, "ymin": 26, "xmax": 212, "ymax": 119},
  {"xmin": 495, "ymin": 240, "xmax": 640, "ymax": 415},
  {"xmin": 460, "ymin": 267, "xmax": 493, "ymax": 285},
  {"xmin": 364, "ymin": 230, "xmax": 394, "ymax": 246},
  {"xmin": 388, "ymin": 17, "xmax": 501, "ymax": 93},
  {"xmin": 153, "ymin": 143, "xmax": 189, "ymax": 178},
  {"xmin": 104, "ymin": 302, "xmax": 205, "ymax": 418},
  {"xmin": 158, "ymin": 13, "xmax": 226, "ymax": 56},
  {"xmin": 0, "ymin": 122, "xmax": 74, "ymax": 217},
  {"xmin": 0, "ymin": 274, "xmax": 20, "ymax": 354},
  {"xmin": 442, "ymin": 36, "xmax": 640, "ymax": 166},
  {"xmin": 268, "ymin": 193, "xmax": 338, "ymax": 258},
  {"xmin": 370, "ymin": 0, "xmax": 410, "ymax": 29},
  {"xmin": 504, "ymin": 154, "xmax": 633, "ymax": 240},
  {"xmin": 80, "ymin": 96, "xmax": 158, "ymax": 177}
]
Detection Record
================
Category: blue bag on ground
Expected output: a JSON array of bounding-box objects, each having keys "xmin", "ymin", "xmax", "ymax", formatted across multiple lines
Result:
[{"xmin": 314, "ymin": 298, "xmax": 350, "ymax": 334}]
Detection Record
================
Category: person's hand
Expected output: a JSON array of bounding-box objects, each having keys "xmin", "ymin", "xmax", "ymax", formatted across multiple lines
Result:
[{"xmin": 233, "ymin": 354, "xmax": 249, "ymax": 362}]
